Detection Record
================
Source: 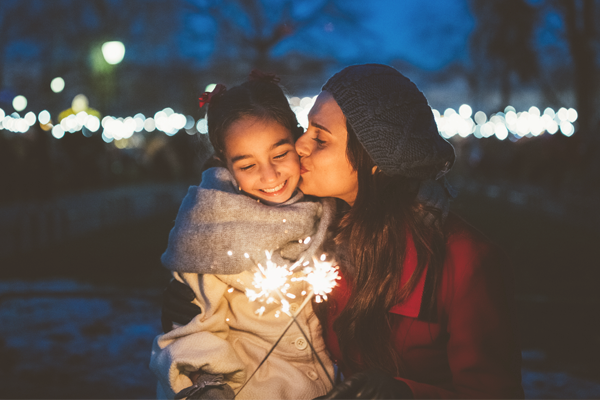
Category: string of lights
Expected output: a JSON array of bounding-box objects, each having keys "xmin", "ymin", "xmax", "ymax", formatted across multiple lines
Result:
[{"xmin": 0, "ymin": 93, "xmax": 579, "ymax": 147}]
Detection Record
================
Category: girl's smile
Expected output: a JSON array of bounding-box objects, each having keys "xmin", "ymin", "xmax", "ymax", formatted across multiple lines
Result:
[{"xmin": 260, "ymin": 179, "xmax": 288, "ymax": 194}]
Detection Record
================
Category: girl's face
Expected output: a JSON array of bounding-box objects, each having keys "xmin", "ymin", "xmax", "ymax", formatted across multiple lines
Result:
[
  {"xmin": 223, "ymin": 116, "xmax": 301, "ymax": 203},
  {"xmin": 295, "ymin": 91, "xmax": 358, "ymax": 205}
]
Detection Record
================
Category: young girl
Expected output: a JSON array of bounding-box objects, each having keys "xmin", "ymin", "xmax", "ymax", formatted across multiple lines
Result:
[{"xmin": 150, "ymin": 72, "xmax": 336, "ymax": 400}]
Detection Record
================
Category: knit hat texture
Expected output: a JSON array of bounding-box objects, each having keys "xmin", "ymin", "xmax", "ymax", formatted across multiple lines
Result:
[{"xmin": 322, "ymin": 64, "xmax": 455, "ymax": 179}]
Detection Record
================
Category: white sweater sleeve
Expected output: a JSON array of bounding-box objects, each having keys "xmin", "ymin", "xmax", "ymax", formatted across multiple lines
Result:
[{"xmin": 149, "ymin": 272, "xmax": 246, "ymax": 399}]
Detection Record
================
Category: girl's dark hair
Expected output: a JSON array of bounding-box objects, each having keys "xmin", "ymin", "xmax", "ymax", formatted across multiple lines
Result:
[
  {"xmin": 324, "ymin": 121, "xmax": 447, "ymax": 375},
  {"xmin": 206, "ymin": 73, "xmax": 303, "ymax": 163}
]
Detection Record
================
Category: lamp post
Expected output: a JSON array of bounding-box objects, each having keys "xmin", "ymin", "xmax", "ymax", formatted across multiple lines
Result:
[{"xmin": 92, "ymin": 41, "xmax": 125, "ymax": 113}]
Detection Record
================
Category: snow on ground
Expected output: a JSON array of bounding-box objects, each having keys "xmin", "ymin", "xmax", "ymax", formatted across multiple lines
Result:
[
  {"xmin": 0, "ymin": 279, "xmax": 162, "ymax": 398},
  {"xmin": 1, "ymin": 279, "xmax": 599, "ymax": 399}
]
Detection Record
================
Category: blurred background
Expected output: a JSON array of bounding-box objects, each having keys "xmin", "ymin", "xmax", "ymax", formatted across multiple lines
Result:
[{"xmin": 0, "ymin": 0, "xmax": 599, "ymax": 398}]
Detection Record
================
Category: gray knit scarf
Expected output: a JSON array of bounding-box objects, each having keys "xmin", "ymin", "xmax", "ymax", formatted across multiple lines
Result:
[{"xmin": 161, "ymin": 167, "xmax": 336, "ymax": 275}]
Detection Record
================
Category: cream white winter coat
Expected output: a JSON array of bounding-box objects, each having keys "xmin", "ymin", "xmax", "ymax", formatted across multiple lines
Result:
[
  {"xmin": 149, "ymin": 168, "xmax": 336, "ymax": 399},
  {"xmin": 150, "ymin": 270, "xmax": 334, "ymax": 399}
]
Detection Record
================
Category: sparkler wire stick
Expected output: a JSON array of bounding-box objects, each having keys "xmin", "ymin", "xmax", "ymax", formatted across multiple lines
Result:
[
  {"xmin": 273, "ymin": 289, "xmax": 334, "ymax": 386},
  {"xmin": 234, "ymin": 291, "xmax": 314, "ymax": 398}
]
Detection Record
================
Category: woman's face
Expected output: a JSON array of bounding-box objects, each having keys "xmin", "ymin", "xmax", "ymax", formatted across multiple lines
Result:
[
  {"xmin": 223, "ymin": 116, "xmax": 301, "ymax": 203},
  {"xmin": 295, "ymin": 91, "xmax": 358, "ymax": 205}
]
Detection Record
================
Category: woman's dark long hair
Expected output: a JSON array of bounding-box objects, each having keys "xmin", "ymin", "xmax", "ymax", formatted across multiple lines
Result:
[{"xmin": 323, "ymin": 121, "xmax": 447, "ymax": 376}]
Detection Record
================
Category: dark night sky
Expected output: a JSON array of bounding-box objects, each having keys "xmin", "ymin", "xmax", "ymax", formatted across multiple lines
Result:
[
  {"xmin": 180, "ymin": 0, "xmax": 476, "ymax": 71},
  {"xmin": 347, "ymin": 0, "xmax": 474, "ymax": 69},
  {"xmin": 2, "ymin": 0, "xmax": 566, "ymax": 74}
]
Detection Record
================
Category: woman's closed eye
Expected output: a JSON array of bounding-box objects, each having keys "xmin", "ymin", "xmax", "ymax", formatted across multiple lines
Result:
[{"xmin": 313, "ymin": 137, "xmax": 325, "ymax": 147}]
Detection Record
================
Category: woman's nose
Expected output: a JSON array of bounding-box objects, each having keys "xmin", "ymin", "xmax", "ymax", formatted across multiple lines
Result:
[{"xmin": 295, "ymin": 132, "xmax": 311, "ymax": 157}]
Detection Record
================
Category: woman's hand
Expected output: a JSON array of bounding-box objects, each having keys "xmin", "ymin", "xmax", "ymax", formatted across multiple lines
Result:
[
  {"xmin": 317, "ymin": 370, "xmax": 413, "ymax": 399},
  {"xmin": 161, "ymin": 279, "xmax": 202, "ymax": 333}
]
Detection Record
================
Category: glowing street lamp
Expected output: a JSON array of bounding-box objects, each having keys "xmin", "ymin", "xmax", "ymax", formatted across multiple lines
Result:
[{"xmin": 101, "ymin": 41, "xmax": 125, "ymax": 65}]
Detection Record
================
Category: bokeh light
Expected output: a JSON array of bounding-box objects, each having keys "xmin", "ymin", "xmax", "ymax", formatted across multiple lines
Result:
[
  {"xmin": 144, "ymin": 117, "xmax": 156, "ymax": 132},
  {"xmin": 38, "ymin": 110, "xmax": 51, "ymax": 125},
  {"xmin": 13, "ymin": 95, "xmax": 27, "ymax": 112},
  {"xmin": 101, "ymin": 41, "xmax": 126, "ymax": 65},
  {"xmin": 24, "ymin": 111, "xmax": 37, "ymax": 126},
  {"xmin": 52, "ymin": 125, "xmax": 65, "ymax": 139},
  {"xmin": 459, "ymin": 104, "xmax": 472, "ymax": 119},
  {"xmin": 51, "ymin": 77, "xmax": 65, "ymax": 93},
  {"xmin": 196, "ymin": 118, "xmax": 208, "ymax": 134},
  {"xmin": 0, "ymin": 92, "xmax": 580, "ymax": 144},
  {"xmin": 72, "ymin": 94, "xmax": 89, "ymax": 113},
  {"xmin": 428, "ymin": 103, "xmax": 577, "ymax": 141}
]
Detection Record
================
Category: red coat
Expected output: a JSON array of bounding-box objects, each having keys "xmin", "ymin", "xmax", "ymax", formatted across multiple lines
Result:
[{"xmin": 324, "ymin": 213, "xmax": 524, "ymax": 399}]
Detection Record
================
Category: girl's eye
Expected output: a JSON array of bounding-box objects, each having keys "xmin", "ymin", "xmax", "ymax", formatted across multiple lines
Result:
[
  {"xmin": 240, "ymin": 164, "xmax": 255, "ymax": 171},
  {"xmin": 274, "ymin": 151, "xmax": 289, "ymax": 159}
]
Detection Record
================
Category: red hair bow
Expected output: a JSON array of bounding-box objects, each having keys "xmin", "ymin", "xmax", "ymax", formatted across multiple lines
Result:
[{"xmin": 199, "ymin": 83, "xmax": 227, "ymax": 108}]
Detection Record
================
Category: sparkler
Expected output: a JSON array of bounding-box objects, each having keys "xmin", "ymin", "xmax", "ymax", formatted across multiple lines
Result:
[
  {"xmin": 244, "ymin": 251, "xmax": 297, "ymax": 316},
  {"xmin": 235, "ymin": 251, "xmax": 340, "ymax": 397},
  {"xmin": 295, "ymin": 254, "xmax": 340, "ymax": 304}
]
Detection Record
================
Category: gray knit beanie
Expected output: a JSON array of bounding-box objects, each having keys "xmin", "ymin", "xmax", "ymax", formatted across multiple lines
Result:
[{"xmin": 322, "ymin": 64, "xmax": 455, "ymax": 180}]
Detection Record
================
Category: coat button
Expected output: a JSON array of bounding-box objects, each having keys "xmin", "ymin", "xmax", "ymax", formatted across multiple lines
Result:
[
  {"xmin": 306, "ymin": 370, "xmax": 319, "ymax": 380},
  {"xmin": 294, "ymin": 337, "xmax": 308, "ymax": 350},
  {"xmin": 289, "ymin": 303, "xmax": 299, "ymax": 313}
]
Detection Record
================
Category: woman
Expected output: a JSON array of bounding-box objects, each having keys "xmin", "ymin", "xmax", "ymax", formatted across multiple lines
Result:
[{"xmin": 162, "ymin": 64, "xmax": 524, "ymax": 399}]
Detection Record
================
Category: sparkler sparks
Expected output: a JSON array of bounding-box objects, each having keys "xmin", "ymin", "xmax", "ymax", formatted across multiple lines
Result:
[
  {"xmin": 244, "ymin": 251, "xmax": 339, "ymax": 311},
  {"xmin": 299, "ymin": 257, "xmax": 340, "ymax": 303},
  {"xmin": 245, "ymin": 251, "xmax": 293, "ymax": 308}
]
